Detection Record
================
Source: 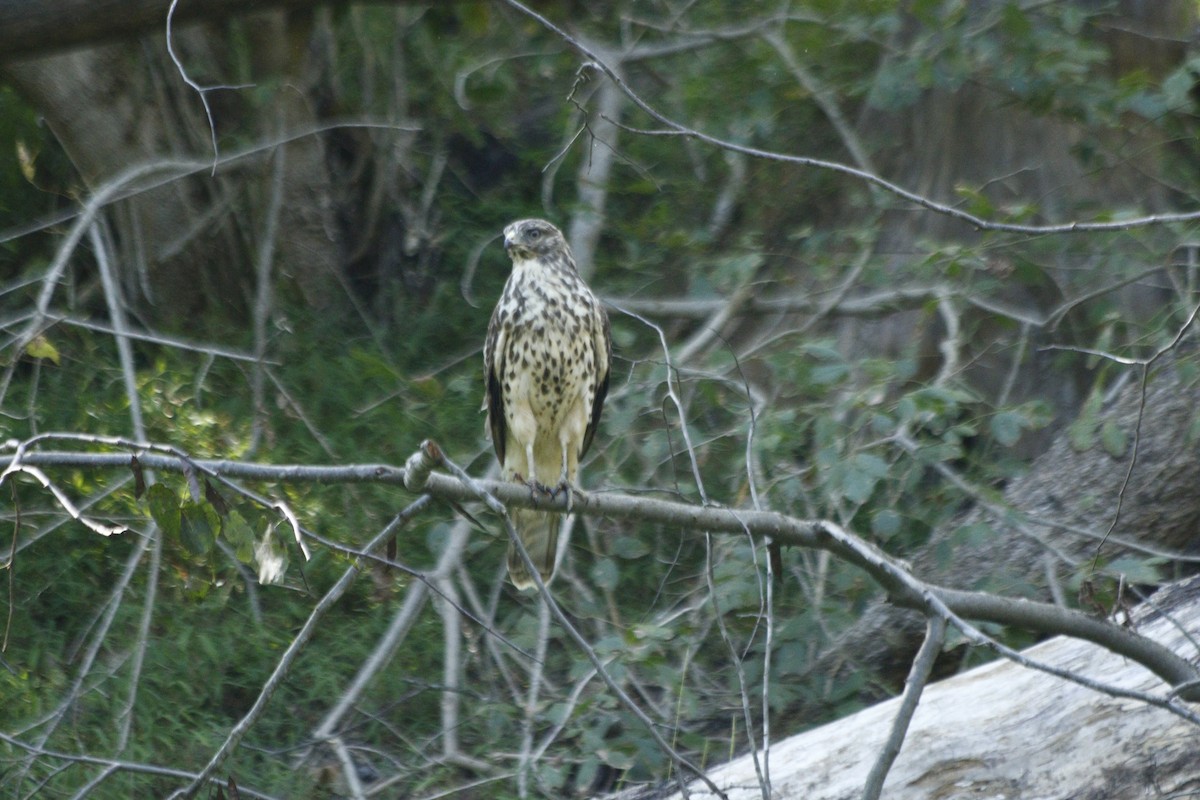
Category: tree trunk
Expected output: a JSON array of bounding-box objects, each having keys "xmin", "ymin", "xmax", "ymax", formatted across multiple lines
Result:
[
  {"xmin": 2, "ymin": 14, "xmax": 343, "ymax": 329},
  {"xmin": 605, "ymin": 574, "xmax": 1200, "ymax": 800}
]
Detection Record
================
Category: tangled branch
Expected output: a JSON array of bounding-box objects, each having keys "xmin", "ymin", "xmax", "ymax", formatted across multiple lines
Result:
[{"xmin": 6, "ymin": 439, "xmax": 1200, "ymax": 707}]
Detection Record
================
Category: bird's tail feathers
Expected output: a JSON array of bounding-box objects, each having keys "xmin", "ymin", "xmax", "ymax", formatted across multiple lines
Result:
[{"xmin": 507, "ymin": 508, "xmax": 559, "ymax": 591}]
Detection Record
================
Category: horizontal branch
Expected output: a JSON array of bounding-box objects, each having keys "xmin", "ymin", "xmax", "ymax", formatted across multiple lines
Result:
[
  {"xmin": 608, "ymin": 285, "xmax": 988, "ymax": 322},
  {"xmin": 0, "ymin": 0, "xmax": 436, "ymax": 63},
  {"xmin": 0, "ymin": 729, "xmax": 277, "ymax": 800},
  {"xmin": 8, "ymin": 443, "xmax": 1200, "ymax": 700},
  {"xmin": 608, "ymin": 267, "xmax": 1164, "ymax": 329},
  {"xmin": 606, "ymin": 289, "xmax": 924, "ymax": 319}
]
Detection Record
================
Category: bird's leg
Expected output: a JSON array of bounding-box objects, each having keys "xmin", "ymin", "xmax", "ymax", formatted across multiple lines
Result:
[
  {"xmin": 525, "ymin": 441, "xmax": 537, "ymax": 487},
  {"xmin": 522, "ymin": 441, "xmax": 543, "ymax": 503},
  {"xmin": 551, "ymin": 439, "xmax": 588, "ymax": 512},
  {"xmin": 555, "ymin": 440, "xmax": 574, "ymax": 512},
  {"xmin": 521, "ymin": 440, "xmax": 555, "ymax": 499}
]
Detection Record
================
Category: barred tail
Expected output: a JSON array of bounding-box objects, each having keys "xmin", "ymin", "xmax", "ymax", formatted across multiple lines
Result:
[{"xmin": 507, "ymin": 508, "xmax": 560, "ymax": 590}]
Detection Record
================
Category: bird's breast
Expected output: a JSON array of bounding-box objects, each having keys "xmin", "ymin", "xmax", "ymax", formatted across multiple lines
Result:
[{"xmin": 497, "ymin": 275, "xmax": 600, "ymax": 421}]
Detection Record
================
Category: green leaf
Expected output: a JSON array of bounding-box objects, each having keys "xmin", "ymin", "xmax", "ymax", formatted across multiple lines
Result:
[
  {"xmin": 611, "ymin": 535, "xmax": 650, "ymax": 559},
  {"xmin": 953, "ymin": 522, "xmax": 993, "ymax": 548},
  {"xmin": 595, "ymin": 748, "xmax": 635, "ymax": 770},
  {"xmin": 24, "ymin": 334, "xmax": 59, "ymax": 364},
  {"xmin": 911, "ymin": 441, "xmax": 964, "ymax": 465},
  {"xmin": 990, "ymin": 410, "xmax": 1025, "ymax": 447},
  {"xmin": 590, "ymin": 557, "xmax": 618, "ymax": 591},
  {"xmin": 954, "ymin": 184, "xmax": 994, "ymax": 218},
  {"xmin": 179, "ymin": 500, "xmax": 218, "ymax": 555},
  {"xmin": 871, "ymin": 509, "xmax": 902, "ymax": 541},
  {"xmin": 1162, "ymin": 63, "xmax": 1198, "ymax": 109},
  {"xmin": 145, "ymin": 483, "xmax": 180, "ymax": 539},
  {"xmin": 811, "ymin": 362, "xmax": 849, "ymax": 385},
  {"xmin": 223, "ymin": 510, "xmax": 257, "ymax": 563},
  {"xmin": 1100, "ymin": 420, "xmax": 1127, "ymax": 459},
  {"xmin": 1068, "ymin": 390, "xmax": 1101, "ymax": 452},
  {"xmin": 999, "ymin": 2, "xmax": 1032, "ymax": 38},
  {"xmin": 1106, "ymin": 556, "xmax": 1163, "ymax": 585},
  {"xmin": 841, "ymin": 454, "xmax": 887, "ymax": 504},
  {"xmin": 853, "ymin": 452, "xmax": 890, "ymax": 478}
]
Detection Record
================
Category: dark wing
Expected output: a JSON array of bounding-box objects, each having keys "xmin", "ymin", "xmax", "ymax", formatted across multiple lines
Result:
[
  {"xmin": 484, "ymin": 311, "xmax": 507, "ymax": 464},
  {"xmin": 580, "ymin": 304, "xmax": 611, "ymax": 459}
]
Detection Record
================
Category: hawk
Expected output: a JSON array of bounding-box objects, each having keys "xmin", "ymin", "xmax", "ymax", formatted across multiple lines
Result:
[{"xmin": 484, "ymin": 218, "xmax": 612, "ymax": 590}]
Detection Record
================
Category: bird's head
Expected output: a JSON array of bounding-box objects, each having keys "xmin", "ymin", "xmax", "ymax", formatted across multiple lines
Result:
[{"xmin": 503, "ymin": 218, "xmax": 568, "ymax": 262}]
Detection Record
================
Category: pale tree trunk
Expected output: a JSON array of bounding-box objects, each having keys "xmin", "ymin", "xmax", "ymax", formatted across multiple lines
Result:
[{"xmin": 604, "ymin": 574, "xmax": 1200, "ymax": 800}]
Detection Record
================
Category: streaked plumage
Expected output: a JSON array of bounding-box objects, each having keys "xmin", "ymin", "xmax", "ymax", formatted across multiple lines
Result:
[{"xmin": 484, "ymin": 218, "xmax": 611, "ymax": 589}]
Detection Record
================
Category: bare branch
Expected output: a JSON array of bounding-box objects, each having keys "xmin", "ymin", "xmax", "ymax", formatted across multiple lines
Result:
[
  {"xmin": 705, "ymin": 530, "xmax": 769, "ymax": 800},
  {"xmin": 0, "ymin": 463, "xmax": 126, "ymax": 537},
  {"xmin": 247, "ymin": 137, "xmax": 287, "ymax": 457},
  {"xmin": 328, "ymin": 737, "xmax": 367, "ymax": 800},
  {"xmin": 418, "ymin": 444, "xmax": 727, "ymax": 800},
  {"xmin": 861, "ymin": 616, "xmax": 946, "ymax": 800},
  {"xmin": 0, "ymin": 730, "xmax": 279, "ymax": 800},
  {"xmin": 9, "ymin": 439, "xmax": 1200, "ymax": 701},
  {"xmin": 172, "ymin": 496, "xmax": 430, "ymax": 799},
  {"xmin": 0, "ymin": 0, "xmax": 438, "ymax": 63},
  {"xmin": 0, "ymin": 158, "xmax": 199, "ymax": 407},
  {"xmin": 565, "ymin": 42, "xmax": 625, "ymax": 280},
  {"xmin": 498, "ymin": 0, "xmax": 1200, "ymax": 236}
]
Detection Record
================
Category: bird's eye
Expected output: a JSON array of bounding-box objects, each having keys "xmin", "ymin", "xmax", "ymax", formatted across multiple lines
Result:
[{"xmin": 528, "ymin": 229, "xmax": 541, "ymax": 240}]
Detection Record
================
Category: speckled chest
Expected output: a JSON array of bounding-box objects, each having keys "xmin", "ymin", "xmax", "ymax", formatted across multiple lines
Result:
[{"xmin": 495, "ymin": 262, "xmax": 601, "ymax": 419}]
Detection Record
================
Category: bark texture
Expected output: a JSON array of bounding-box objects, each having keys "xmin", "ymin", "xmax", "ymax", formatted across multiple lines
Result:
[
  {"xmin": 607, "ymin": 574, "xmax": 1200, "ymax": 800},
  {"xmin": 2, "ymin": 14, "xmax": 342, "ymax": 328}
]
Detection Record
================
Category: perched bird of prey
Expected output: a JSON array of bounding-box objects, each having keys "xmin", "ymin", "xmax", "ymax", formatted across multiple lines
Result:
[{"xmin": 484, "ymin": 218, "xmax": 611, "ymax": 590}]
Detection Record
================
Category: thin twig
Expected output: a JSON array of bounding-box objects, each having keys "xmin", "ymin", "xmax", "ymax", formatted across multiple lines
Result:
[
  {"xmin": 498, "ymin": 0, "xmax": 1200, "ymax": 236},
  {"xmin": 761, "ymin": 29, "xmax": 878, "ymax": 178},
  {"xmin": 861, "ymin": 616, "xmax": 947, "ymax": 800},
  {"xmin": 0, "ymin": 730, "xmax": 280, "ymax": 799},
  {"xmin": 613, "ymin": 305, "xmax": 709, "ymax": 504},
  {"xmin": 172, "ymin": 497, "xmax": 430, "ymax": 798},
  {"xmin": 0, "ymin": 121, "xmax": 421, "ymax": 248},
  {"xmin": 2, "ymin": 482, "xmax": 15, "ymax": 652},
  {"xmin": 1068, "ymin": 300, "xmax": 1200, "ymax": 566},
  {"xmin": 247, "ymin": 129, "xmax": 287, "ymax": 457},
  {"xmin": 43, "ymin": 312, "xmax": 266, "ymax": 363},
  {"xmin": 165, "ymin": 0, "xmax": 255, "ymax": 172},
  {"xmin": 0, "ymin": 463, "xmax": 126, "ymax": 537},
  {"xmin": 704, "ymin": 531, "xmax": 768, "ymax": 800},
  {"xmin": 417, "ymin": 445, "xmax": 728, "ymax": 800},
  {"xmin": 91, "ymin": 219, "xmax": 163, "ymax": 757}
]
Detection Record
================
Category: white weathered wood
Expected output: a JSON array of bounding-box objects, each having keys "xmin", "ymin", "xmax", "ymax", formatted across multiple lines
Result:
[{"xmin": 614, "ymin": 579, "xmax": 1200, "ymax": 800}]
